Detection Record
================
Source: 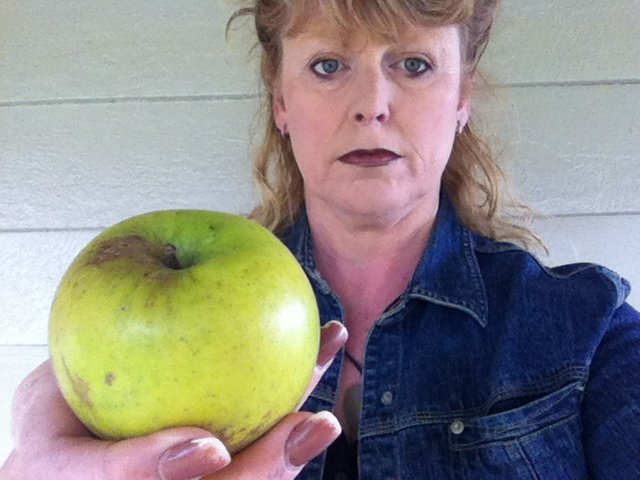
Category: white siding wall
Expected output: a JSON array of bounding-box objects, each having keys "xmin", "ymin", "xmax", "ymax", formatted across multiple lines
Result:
[{"xmin": 1, "ymin": 1, "xmax": 638, "ymax": 463}]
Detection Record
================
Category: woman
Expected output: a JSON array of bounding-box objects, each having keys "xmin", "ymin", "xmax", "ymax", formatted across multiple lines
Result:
[{"xmin": 2, "ymin": 1, "xmax": 639, "ymax": 479}]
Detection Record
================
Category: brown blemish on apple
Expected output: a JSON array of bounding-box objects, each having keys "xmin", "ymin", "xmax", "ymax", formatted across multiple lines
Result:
[
  {"xmin": 62, "ymin": 358, "xmax": 94, "ymax": 410},
  {"xmin": 239, "ymin": 415, "xmax": 276, "ymax": 452},
  {"xmin": 86, "ymin": 235, "xmax": 183, "ymax": 270},
  {"xmin": 209, "ymin": 424, "xmax": 251, "ymax": 453},
  {"xmin": 246, "ymin": 423, "xmax": 268, "ymax": 441},
  {"xmin": 205, "ymin": 411, "xmax": 279, "ymax": 454},
  {"xmin": 105, "ymin": 372, "xmax": 116, "ymax": 386},
  {"xmin": 260, "ymin": 410, "xmax": 275, "ymax": 423}
]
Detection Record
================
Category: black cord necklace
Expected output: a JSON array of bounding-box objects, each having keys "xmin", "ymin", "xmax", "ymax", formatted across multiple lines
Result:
[
  {"xmin": 343, "ymin": 296, "xmax": 403, "ymax": 377},
  {"xmin": 344, "ymin": 349, "xmax": 363, "ymax": 375},
  {"xmin": 342, "ymin": 352, "xmax": 364, "ymax": 444}
]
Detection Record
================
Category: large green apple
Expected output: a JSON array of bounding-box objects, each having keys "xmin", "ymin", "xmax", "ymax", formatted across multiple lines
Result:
[{"xmin": 48, "ymin": 210, "xmax": 320, "ymax": 453}]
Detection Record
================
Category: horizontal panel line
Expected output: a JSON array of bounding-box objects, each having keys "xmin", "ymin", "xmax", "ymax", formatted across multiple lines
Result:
[
  {"xmin": 492, "ymin": 78, "xmax": 640, "ymax": 89},
  {"xmin": 534, "ymin": 211, "xmax": 640, "ymax": 219},
  {"xmin": 0, "ymin": 345, "xmax": 48, "ymax": 348},
  {"xmin": 0, "ymin": 227, "xmax": 103, "ymax": 234},
  {"xmin": 2, "ymin": 212, "xmax": 639, "ymax": 234},
  {"xmin": 0, "ymin": 93, "xmax": 260, "ymax": 108},
  {"xmin": 1, "ymin": 79, "xmax": 639, "ymax": 107}
]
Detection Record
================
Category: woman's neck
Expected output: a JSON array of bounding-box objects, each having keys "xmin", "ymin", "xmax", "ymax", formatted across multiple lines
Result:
[{"xmin": 307, "ymin": 198, "xmax": 438, "ymax": 334}]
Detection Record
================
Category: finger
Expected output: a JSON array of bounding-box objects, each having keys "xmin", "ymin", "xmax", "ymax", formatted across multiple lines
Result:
[
  {"xmin": 298, "ymin": 321, "xmax": 348, "ymax": 409},
  {"xmin": 284, "ymin": 411, "xmax": 342, "ymax": 468},
  {"xmin": 207, "ymin": 411, "xmax": 341, "ymax": 480},
  {"xmin": 103, "ymin": 427, "xmax": 230, "ymax": 480},
  {"xmin": 317, "ymin": 321, "xmax": 348, "ymax": 369},
  {"xmin": 157, "ymin": 437, "xmax": 230, "ymax": 480}
]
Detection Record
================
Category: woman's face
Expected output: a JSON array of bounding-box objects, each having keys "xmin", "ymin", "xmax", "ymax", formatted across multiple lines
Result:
[{"xmin": 273, "ymin": 14, "xmax": 472, "ymax": 226}]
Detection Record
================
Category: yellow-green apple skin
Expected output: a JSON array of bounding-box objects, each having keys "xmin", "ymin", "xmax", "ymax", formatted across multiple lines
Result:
[{"xmin": 48, "ymin": 210, "xmax": 320, "ymax": 453}]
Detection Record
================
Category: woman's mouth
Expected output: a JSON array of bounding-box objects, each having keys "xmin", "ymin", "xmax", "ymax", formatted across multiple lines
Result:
[{"xmin": 338, "ymin": 149, "xmax": 401, "ymax": 167}]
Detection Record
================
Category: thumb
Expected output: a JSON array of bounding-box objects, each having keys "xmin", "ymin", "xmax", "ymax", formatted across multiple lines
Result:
[
  {"xmin": 104, "ymin": 426, "xmax": 230, "ymax": 480},
  {"xmin": 209, "ymin": 411, "xmax": 341, "ymax": 479},
  {"xmin": 284, "ymin": 411, "xmax": 342, "ymax": 469}
]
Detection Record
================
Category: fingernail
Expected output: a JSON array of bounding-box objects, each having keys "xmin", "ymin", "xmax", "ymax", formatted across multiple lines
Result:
[
  {"xmin": 318, "ymin": 321, "xmax": 348, "ymax": 367},
  {"xmin": 158, "ymin": 437, "xmax": 231, "ymax": 480},
  {"xmin": 285, "ymin": 411, "xmax": 342, "ymax": 467}
]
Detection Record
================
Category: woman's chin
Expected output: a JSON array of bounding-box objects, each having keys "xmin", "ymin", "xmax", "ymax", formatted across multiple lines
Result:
[{"xmin": 335, "ymin": 193, "xmax": 432, "ymax": 227}]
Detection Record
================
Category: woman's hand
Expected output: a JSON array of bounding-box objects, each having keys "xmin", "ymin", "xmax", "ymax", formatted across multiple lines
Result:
[{"xmin": 0, "ymin": 321, "xmax": 347, "ymax": 480}]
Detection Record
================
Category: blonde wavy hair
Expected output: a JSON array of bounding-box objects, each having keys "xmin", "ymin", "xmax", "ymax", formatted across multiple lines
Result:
[{"xmin": 229, "ymin": 0, "xmax": 545, "ymax": 253}]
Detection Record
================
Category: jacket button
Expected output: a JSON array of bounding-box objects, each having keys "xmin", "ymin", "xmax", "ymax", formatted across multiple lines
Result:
[
  {"xmin": 380, "ymin": 391, "xmax": 394, "ymax": 405},
  {"xmin": 450, "ymin": 419, "xmax": 465, "ymax": 435}
]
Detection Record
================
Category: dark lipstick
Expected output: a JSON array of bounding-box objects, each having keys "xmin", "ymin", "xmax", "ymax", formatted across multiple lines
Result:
[{"xmin": 338, "ymin": 149, "xmax": 401, "ymax": 167}]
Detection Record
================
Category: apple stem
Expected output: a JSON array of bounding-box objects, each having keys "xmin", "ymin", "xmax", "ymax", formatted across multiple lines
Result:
[{"xmin": 163, "ymin": 244, "xmax": 182, "ymax": 270}]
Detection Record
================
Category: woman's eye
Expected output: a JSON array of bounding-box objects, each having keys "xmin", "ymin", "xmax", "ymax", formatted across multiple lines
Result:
[
  {"xmin": 311, "ymin": 59, "xmax": 342, "ymax": 76},
  {"xmin": 402, "ymin": 57, "xmax": 430, "ymax": 75}
]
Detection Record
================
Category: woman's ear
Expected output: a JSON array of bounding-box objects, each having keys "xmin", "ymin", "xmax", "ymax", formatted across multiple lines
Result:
[
  {"xmin": 272, "ymin": 84, "xmax": 288, "ymax": 136},
  {"xmin": 457, "ymin": 75, "xmax": 474, "ymax": 129}
]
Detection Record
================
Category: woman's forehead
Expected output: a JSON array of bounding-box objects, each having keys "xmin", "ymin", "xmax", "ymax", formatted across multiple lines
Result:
[
  {"xmin": 286, "ymin": 2, "xmax": 397, "ymax": 42},
  {"xmin": 284, "ymin": 11, "xmax": 457, "ymax": 52},
  {"xmin": 284, "ymin": 0, "xmax": 466, "ymax": 41}
]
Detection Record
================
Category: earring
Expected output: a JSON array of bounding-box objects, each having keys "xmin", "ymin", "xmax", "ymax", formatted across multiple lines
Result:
[
  {"xmin": 456, "ymin": 120, "xmax": 464, "ymax": 135},
  {"xmin": 279, "ymin": 124, "xmax": 289, "ymax": 139}
]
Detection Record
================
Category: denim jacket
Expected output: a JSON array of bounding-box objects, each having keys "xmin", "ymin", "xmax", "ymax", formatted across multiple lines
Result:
[{"xmin": 282, "ymin": 193, "xmax": 640, "ymax": 479}]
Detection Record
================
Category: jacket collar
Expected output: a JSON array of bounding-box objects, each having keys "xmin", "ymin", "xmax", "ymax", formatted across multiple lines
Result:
[{"xmin": 281, "ymin": 191, "xmax": 488, "ymax": 328}]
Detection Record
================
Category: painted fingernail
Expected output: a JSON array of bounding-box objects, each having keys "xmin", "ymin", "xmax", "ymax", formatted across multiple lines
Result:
[
  {"xmin": 285, "ymin": 411, "xmax": 342, "ymax": 467},
  {"xmin": 318, "ymin": 321, "xmax": 348, "ymax": 367},
  {"xmin": 158, "ymin": 437, "xmax": 231, "ymax": 480}
]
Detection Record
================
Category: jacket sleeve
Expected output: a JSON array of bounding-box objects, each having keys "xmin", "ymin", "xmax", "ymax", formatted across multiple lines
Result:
[{"xmin": 581, "ymin": 301, "xmax": 640, "ymax": 478}]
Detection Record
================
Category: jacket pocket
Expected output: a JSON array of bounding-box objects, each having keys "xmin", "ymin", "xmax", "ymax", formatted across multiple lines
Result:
[
  {"xmin": 448, "ymin": 380, "xmax": 584, "ymax": 450},
  {"xmin": 448, "ymin": 380, "xmax": 587, "ymax": 479}
]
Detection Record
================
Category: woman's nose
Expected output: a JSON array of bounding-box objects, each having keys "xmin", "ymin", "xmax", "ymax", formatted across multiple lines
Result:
[{"xmin": 351, "ymin": 71, "xmax": 391, "ymax": 125}]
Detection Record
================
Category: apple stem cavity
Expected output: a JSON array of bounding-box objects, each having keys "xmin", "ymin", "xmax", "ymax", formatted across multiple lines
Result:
[{"xmin": 163, "ymin": 244, "xmax": 183, "ymax": 270}]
